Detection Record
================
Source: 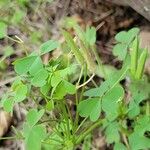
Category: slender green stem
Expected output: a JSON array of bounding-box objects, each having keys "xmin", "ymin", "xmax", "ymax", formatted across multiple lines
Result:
[
  {"xmin": 66, "ymin": 101, "xmax": 74, "ymax": 130},
  {"xmin": 61, "ymin": 101, "xmax": 71, "ymax": 138},
  {"xmin": 75, "ymin": 119, "xmax": 104, "ymax": 144},
  {"xmin": 74, "ymin": 91, "xmax": 79, "ymax": 130},
  {"xmin": 91, "ymin": 45, "xmax": 107, "ymax": 79},
  {"xmin": 74, "ymin": 117, "xmax": 87, "ymax": 134},
  {"xmin": 74, "ymin": 65, "xmax": 87, "ymax": 131},
  {"xmin": 146, "ymin": 100, "xmax": 150, "ymax": 116},
  {"xmin": 43, "ymin": 138, "xmax": 63, "ymax": 144},
  {"xmin": 77, "ymin": 67, "xmax": 84, "ymax": 86}
]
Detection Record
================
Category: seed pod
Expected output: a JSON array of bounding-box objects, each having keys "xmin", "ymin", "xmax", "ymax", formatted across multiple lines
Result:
[
  {"xmin": 130, "ymin": 37, "xmax": 139, "ymax": 76},
  {"xmin": 62, "ymin": 30, "xmax": 84, "ymax": 65},
  {"xmin": 135, "ymin": 48, "xmax": 148, "ymax": 79}
]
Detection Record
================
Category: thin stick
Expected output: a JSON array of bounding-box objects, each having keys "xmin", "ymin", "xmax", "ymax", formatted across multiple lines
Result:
[{"xmin": 76, "ymin": 74, "xmax": 95, "ymax": 89}]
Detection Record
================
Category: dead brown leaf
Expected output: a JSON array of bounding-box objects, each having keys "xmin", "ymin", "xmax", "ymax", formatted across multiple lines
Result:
[{"xmin": 0, "ymin": 110, "xmax": 12, "ymax": 137}]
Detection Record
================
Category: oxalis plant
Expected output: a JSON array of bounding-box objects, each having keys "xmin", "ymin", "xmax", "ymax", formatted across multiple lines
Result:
[{"xmin": 0, "ymin": 18, "xmax": 150, "ymax": 150}]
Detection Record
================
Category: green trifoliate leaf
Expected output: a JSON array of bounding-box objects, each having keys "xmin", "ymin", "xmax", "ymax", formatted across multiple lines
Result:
[
  {"xmin": 134, "ymin": 116, "xmax": 150, "ymax": 135},
  {"xmin": 40, "ymin": 83, "xmax": 51, "ymax": 96},
  {"xmin": 53, "ymin": 81, "xmax": 65, "ymax": 99},
  {"xmin": 14, "ymin": 83, "xmax": 28, "ymax": 102},
  {"xmin": 113, "ymin": 28, "xmax": 140, "ymax": 60},
  {"xmin": 26, "ymin": 109, "xmax": 45, "ymax": 127},
  {"xmin": 128, "ymin": 79, "xmax": 150, "ymax": 118},
  {"xmin": 78, "ymin": 98, "xmax": 101, "ymax": 122},
  {"xmin": 40, "ymin": 40, "xmax": 59, "ymax": 55},
  {"xmin": 113, "ymin": 43, "xmax": 127, "ymax": 60},
  {"xmin": 46, "ymin": 100, "xmax": 54, "ymax": 111},
  {"xmin": 54, "ymin": 80, "xmax": 76, "ymax": 99},
  {"xmin": 14, "ymin": 56, "xmax": 43, "ymax": 75},
  {"xmin": 115, "ymin": 31, "xmax": 128, "ymax": 43},
  {"xmin": 0, "ymin": 22, "xmax": 7, "ymax": 39},
  {"xmin": 102, "ymin": 85, "xmax": 124, "ymax": 121},
  {"xmin": 128, "ymin": 28, "xmax": 140, "ymax": 40},
  {"xmin": 31, "ymin": 68, "xmax": 48, "ymax": 87},
  {"xmin": 23, "ymin": 123, "xmax": 46, "ymax": 150},
  {"xmin": 11, "ymin": 79, "xmax": 28, "ymax": 102},
  {"xmin": 129, "ymin": 133, "xmax": 150, "ymax": 150},
  {"xmin": 51, "ymin": 72, "xmax": 62, "ymax": 87},
  {"xmin": 128, "ymin": 100, "xmax": 140, "ymax": 118},
  {"xmin": 115, "ymin": 28, "xmax": 139, "ymax": 43},
  {"xmin": 129, "ymin": 115, "xmax": 150, "ymax": 150},
  {"xmin": 63, "ymin": 80, "xmax": 76, "ymax": 94},
  {"xmin": 84, "ymin": 65, "xmax": 128, "ymax": 97}
]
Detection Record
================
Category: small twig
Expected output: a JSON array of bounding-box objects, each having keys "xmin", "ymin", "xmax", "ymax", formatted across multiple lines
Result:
[
  {"xmin": 74, "ymin": 117, "xmax": 87, "ymax": 133},
  {"xmin": 122, "ymin": 133, "xmax": 130, "ymax": 150},
  {"xmin": 76, "ymin": 73, "xmax": 95, "ymax": 89},
  {"xmin": 96, "ymin": 21, "xmax": 105, "ymax": 31}
]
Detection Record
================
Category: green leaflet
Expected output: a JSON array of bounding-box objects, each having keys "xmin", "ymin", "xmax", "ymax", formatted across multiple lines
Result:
[
  {"xmin": 78, "ymin": 98, "xmax": 101, "ymax": 122},
  {"xmin": 84, "ymin": 64, "xmax": 128, "ymax": 97},
  {"xmin": 113, "ymin": 27, "xmax": 140, "ymax": 60},
  {"xmin": 13, "ymin": 56, "xmax": 43, "ymax": 75},
  {"xmin": 26, "ymin": 109, "xmax": 45, "ymax": 127},
  {"xmin": 129, "ymin": 116, "xmax": 150, "ymax": 150},
  {"xmin": 23, "ymin": 123, "xmax": 46, "ymax": 150},
  {"xmin": 128, "ymin": 79, "xmax": 150, "ymax": 118},
  {"xmin": 105, "ymin": 121, "xmax": 120, "ymax": 144},
  {"xmin": 40, "ymin": 40, "xmax": 60, "ymax": 55},
  {"xmin": 31, "ymin": 68, "xmax": 48, "ymax": 87},
  {"xmin": 102, "ymin": 85, "xmax": 124, "ymax": 121},
  {"xmin": 54, "ymin": 80, "xmax": 76, "ymax": 100},
  {"xmin": 85, "ymin": 26, "xmax": 96, "ymax": 46},
  {"xmin": 114, "ymin": 142, "xmax": 126, "ymax": 150}
]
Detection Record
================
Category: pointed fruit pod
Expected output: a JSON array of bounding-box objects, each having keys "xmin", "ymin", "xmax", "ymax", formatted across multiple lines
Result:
[
  {"xmin": 135, "ymin": 48, "xmax": 148, "ymax": 79},
  {"xmin": 130, "ymin": 37, "xmax": 139, "ymax": 76},
  {"xmin": 62, "ymin": 30, "xmax": 84, "ymax": 65}
]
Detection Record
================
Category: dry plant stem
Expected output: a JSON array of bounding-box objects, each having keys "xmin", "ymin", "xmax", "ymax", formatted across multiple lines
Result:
[
  {"xmin": 122, "ymin": 133, "xmax": 130, "ymax": 150},
  {"xmin": 75, "ymin": 119, "xmax": 104, "ymax": 145},
  {"xmin": 76, "ymin": 73, "xmax": 95, "ymax": 89},
  {"xmin": 74, "ymin": 117, "xmax": 87, "ymax": 134}
]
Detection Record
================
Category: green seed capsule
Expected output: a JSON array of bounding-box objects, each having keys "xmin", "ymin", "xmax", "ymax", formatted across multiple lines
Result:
[
  {"xmin": 62, "ymin": 30, "xmax": 84, "ymax": 65},
  {"xmin": 135, "ymin": 48, "xmax": 148, "ymax": 79},
  {"xmin": 130, "ymin": 37, "xmax": 139, "ymax": 76}
]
